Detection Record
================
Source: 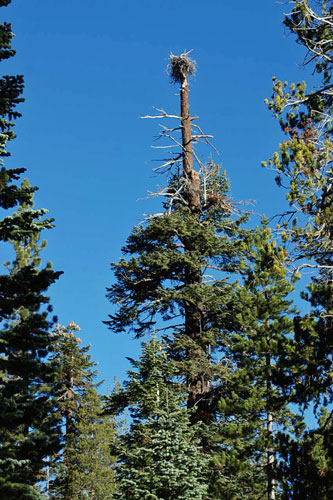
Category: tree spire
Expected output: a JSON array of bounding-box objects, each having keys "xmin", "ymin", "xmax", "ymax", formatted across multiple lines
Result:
[{"xmin": 169, "ymin": 52, "xmax": 201, "ymax": 212}]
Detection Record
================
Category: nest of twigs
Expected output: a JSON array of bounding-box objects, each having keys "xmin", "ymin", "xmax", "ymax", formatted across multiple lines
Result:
[{"xmin": 168, "ymin": 51, "xmax": 196, "ymax": 83}]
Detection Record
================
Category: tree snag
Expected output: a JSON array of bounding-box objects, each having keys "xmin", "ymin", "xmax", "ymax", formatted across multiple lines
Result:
[{"xmin": 169, "ymin": 53, "xmax": 210, "ymax": 422}]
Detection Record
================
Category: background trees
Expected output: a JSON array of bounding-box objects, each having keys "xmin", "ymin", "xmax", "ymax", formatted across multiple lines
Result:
[{"xmin": 48, "ymin": 323, "xmax": 116, "ymax": 500}]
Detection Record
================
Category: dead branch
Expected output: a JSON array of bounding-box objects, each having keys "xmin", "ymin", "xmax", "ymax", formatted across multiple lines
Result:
[
  {"xmin": 205, "ymin": 264, "xmax": 227, "ymax": 273},
  {"xmin": 152, "ymin": 154, "xmax": 183, "ymax": 172},
  {"xmin": 295, "ymin": 262, "xmax": 333, "ymax": 273},
  {"xmin": 192, "ymin": 123, "xmax": 219, "ymax": 154},
  {"xmin": 192, "ymin": 149, "xmax": 204, "ymax": 169},
  {"xmin": 141, "ymin": 106, "xmax": 181, "ymax": 120}
]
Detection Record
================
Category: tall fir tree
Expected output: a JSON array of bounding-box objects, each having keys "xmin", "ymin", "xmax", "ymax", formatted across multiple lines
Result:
[
  {"xmin": 48, "ymin": 323, "xmax": 116, "ymax": 500},
  {"xmin": 0, "ymin": 3, "xmax": 63, "ymax": 497}
]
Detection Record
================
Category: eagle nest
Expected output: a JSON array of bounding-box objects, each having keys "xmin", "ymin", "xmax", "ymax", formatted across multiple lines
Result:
[{"xmin": 168, "ymin": 51, "xmax": 196, "ymax": 83}]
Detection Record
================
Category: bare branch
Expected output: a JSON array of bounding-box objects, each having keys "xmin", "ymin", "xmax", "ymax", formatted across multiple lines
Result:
[
  {"xmin": 141, "ymin": 106, "xmax": 181, "ymax": 120},
  {"xmin": 295, "ymin": 262, "xmax": 333, "ymax": 273},
  {"xmin": 192, "ymin": 123, "xmax": 219, "ymax": 154},
  {"xmin": 152, "ymin": 154, "xmax": 183, "ymax": 172}
]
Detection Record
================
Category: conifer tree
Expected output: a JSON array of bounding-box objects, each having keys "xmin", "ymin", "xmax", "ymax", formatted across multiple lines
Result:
[
  {"xmin": 0, "ymin": 181, "xmax": 62, "ymax": 499},
  {"xmin": 106, "ymin": 53, "xmax": 249, "ymax": 426},
  {"xmin": 213, "ymin": 222, "xmax": 304, "ymax": 499},
  {"xmin": 0, "ymin": 3, "xmax": 63, "ymax": 497},
  {"xmin": 279, "ymin": 407, "xmax": 333, "ymax": 499},
  {"xmin": 261, "ymin": 1, "xmax": 333, "ymax": 495},
  {"xmin": 49, "ymin": 323, "xmax": 116, "ymax": 500},
  {"xmin": 263, "ymin": 0, "xmax": 332, "ymax": 408},
  {"xmin": 114, "ymin": 338, "xmax": 209, "ymax": 500}
]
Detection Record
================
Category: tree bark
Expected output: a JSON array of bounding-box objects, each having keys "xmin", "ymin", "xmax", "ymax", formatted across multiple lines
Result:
[
  {"xmin": 180, "ymin": 70, "xmax": 201, "ymax": 213},
  {"xmin": 179, "ymin": 65, "xmax": 210, "ymax": 424}
]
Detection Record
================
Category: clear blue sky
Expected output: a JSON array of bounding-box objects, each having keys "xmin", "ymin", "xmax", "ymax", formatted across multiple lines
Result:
[{"xmin": 1, "ymin": 0, "xmax": 312, "ymax": 388}]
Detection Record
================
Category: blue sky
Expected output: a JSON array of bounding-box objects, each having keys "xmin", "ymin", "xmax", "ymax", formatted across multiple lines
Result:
[{"xmin": 1, "ymin": 0, "xmax": 313, "ymax": 388}]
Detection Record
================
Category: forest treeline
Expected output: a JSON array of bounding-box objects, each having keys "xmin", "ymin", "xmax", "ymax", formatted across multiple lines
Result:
[{"xmin": 0, "ymin": 0, "xmax": 332, "ymax": 499}]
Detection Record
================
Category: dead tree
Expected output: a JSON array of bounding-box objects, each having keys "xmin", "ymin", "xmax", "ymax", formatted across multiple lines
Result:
[{"xmin": 169, "ymin": 53, "xmax": 210, "ymax": 419}]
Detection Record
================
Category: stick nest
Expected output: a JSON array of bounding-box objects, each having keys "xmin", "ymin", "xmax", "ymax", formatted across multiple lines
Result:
[{"xmin": 168, "ymin": 51, "xmax": 196, "ymax": 83}]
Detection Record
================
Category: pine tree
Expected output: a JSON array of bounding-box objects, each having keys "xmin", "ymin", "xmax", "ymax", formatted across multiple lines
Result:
[
  {"xmin": 279, "ymin": 407, "xmax": 333, "ymax": 499},
  {"xmin": 114, "ymin": 338, "xmax": 209, "ymax": 500},
  {"xmin": 262, "ymin": 0, "xmax": 332, "ymax": 407},
  {"xmin": 212, "ymin": 222, "xmax": 305, "ymax": 499},
  {"xmin": 106, "ymin": 53, "xmax": 249, "ymax": 427},
  {"xmin": 49, "ymin": 323, "xmax": 116, "ymax": 500},
  {"xmin": 261, "ymin": 0, "xmax": 333, "ymax": 495}
]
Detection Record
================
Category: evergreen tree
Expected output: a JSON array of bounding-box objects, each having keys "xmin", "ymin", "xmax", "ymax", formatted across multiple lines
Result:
[
  {"xmin": 279, "ymin": 407, "xmax": 333, "ymax": 499},
  {"xmin": 114, "ymin": 338, "xmax": 209, "ymax": 500},
  {"xmin": 262, "ymin": 0, "xmax": 332, "ymax": 407},
  {"xmin": 0, "ymin": 4, "xmax": 63, "ymax": 496},
  {"xmin": 49, "ymin": 323, "xmax": 116, "ymax": 500},
  {"xmin": 106, "ymin": 53, "xmax": 249, "ymax": 427},
  {"xmin": 213, "ymin": 222, "xmax": 304, "ymax": 499},
  {"xmin": 0, "ymin": 181, "xmax": 62, "ymax": 499},
  {"xmin": 262, "ymin": 1, "xmax": 333, "ymax": 495}
]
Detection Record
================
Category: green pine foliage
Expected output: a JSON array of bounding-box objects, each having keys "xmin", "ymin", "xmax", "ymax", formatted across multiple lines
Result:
[
  {"xmin": 107, "ymin": 334, "xmax": 177, "ymax": 420},
  {"xmin": 118, "ymin": 407, "xmax": 209, "ymax": 500},
  {"xmin": 48, "ymin": 323, "xmax": 116, "ymax": 500},
  {"xmin": 264, "ymin": 0, "xmax": 332, "ymax": 418},
  {"xmin": 277, "ymin": 407, "xmax": 333, "ymax": 500},
  {"xmin": 263, "ymin": 0, "xmax": 332, "ymax": 286}
]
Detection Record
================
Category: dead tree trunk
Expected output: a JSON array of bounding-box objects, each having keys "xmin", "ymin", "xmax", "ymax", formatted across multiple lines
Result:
[
  {"xmin": 173, "ymin": 54, "xmax": 210, "ymax": 424},
  {"xmin": 143, "ymin": 53, "xmax": 217, "ymax": 425},
  {"xmin": 179, "ymin": 67, "xmax": 201, "ymax": 213}
]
